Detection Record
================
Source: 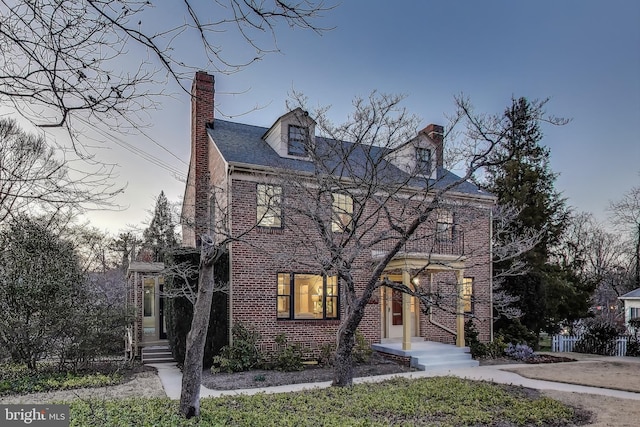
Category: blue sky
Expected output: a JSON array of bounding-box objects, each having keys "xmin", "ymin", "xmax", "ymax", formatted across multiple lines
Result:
[{"xmin": 78, "ymin": 0, "xmax": 639, "ymax": 234}]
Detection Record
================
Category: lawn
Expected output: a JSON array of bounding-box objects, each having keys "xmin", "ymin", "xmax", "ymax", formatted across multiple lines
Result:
[{"xmin": 69, "ymin": 376, "xmax": 578, "ymax": 427}]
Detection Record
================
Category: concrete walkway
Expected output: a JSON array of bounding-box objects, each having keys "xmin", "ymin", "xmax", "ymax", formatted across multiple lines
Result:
[{"xmin": 148, "ymin": 357, "xmax": 640, "ymax": 401}]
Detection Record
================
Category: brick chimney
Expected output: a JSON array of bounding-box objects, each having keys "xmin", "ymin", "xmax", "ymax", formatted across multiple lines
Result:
[
  {"xmin": 422, "ymin": 124, "xmax": 444, "ymax": 168},
  {"xmin": 191, "ymin": 71, "xmax": 215, "ymax": 245}
]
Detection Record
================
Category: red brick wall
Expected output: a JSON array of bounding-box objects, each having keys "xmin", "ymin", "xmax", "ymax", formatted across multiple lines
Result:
[{"xmin": 227, "ymin": 177, "xmax": 493, "ymax": 356}]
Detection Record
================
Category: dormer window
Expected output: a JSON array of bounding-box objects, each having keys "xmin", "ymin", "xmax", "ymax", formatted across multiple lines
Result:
[
  {"xmin": 263, "ymin": 108, "xmax": 316, "ymax": 159},
  {"xmin": 416, "ymin": 147, "xmax": 432, "ymax": 175},
  {"xmin": 288, "ymin": 125, "xmax": 308, "ymax": 156}
]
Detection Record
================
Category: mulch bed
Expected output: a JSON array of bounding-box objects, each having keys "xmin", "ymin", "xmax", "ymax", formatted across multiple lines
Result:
[
  {"xmin": 524, "ymin": 354, "xmax": 576, "ymax": 364},
  {"xmin": 480, "ymin": 354, "xmax": 576, "ymax": 366}
]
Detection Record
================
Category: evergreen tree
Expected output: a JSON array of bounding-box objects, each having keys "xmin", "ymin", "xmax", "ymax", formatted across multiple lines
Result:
[
  {"xmin": 484, "ymin": 97, "xmax": 572, "ymax": 344},
  {"xmin": 0, "ymin": 215, "xmax": 86, "ymax": 369},
  {"xmin": 142, "ymin": 191, "xmax": 178, "ymax": 262}
]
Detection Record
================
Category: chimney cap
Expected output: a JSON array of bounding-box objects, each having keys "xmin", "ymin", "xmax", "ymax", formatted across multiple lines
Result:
[{"xmin": 422, "ymin": 123, "xmax": 444, "ymax": 136}]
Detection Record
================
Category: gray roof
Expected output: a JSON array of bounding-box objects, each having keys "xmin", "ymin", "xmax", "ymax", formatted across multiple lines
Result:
[
  {"xmin": 620, "ymin": 288, "xmax": 640, "ymax": 299},
  {"xmin": 208, "ymin": 119, "xmax": 491, "ymax": 197}
]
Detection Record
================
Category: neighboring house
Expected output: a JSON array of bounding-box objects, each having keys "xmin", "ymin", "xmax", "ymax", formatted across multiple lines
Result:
[
  {"xmin": 181, "ymin": 72, "xmax": 495, "ymax": 356},
  {"xmin": 619, "ymin": 288, "xmax": 640, "ymax": 331},
  {"xmin": 127, "ymin": 261, "xmax": 166, "ymax": 358}
]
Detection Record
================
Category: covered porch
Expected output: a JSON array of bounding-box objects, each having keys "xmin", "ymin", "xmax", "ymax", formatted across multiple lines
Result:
[
  {"xmin": 377, "ymin": 251, "xmax": 469, "ymax": 352},
  {"xmin": 127, "ymin": 262, "xmax": 172, "ymax": 361}
]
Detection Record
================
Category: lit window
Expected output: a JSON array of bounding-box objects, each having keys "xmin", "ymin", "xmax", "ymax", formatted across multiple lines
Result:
[
  {"xmin": 462, "ymin": 277, "xmax": 473, "ymax": 313},
  {"xmin": 416, "ymin": 147, "xmax": 432, "ymax": 174},
  {"xmin": 277, "ymin": 274, "xmax": 291, "ymax": 319},
  {"xmin": 257, "ymin": 184, "xmax": 282, "ymax": 228},
  {"xmin": 436, "ymin": 209, "xmax": 454, "ymax": 241},
  {"xmin": 277, "ymin": 273, "xmax": 339, "ymax": 320},
  {"xmin": 332, "ymin": 193, "xmax": 353, "ymax": 232},
  {"xmin": 288, "ymin": 125, "xmax": 308, "ymax": 156}
]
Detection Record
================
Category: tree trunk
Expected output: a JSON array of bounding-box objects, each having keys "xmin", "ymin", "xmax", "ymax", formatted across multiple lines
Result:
[
  {"xmin": 332, "ymin": 305, "xmax": 366, "ymax": 387},
  {"xmin": 179, "ymin": 257, "xmax": 215, "ymax": 418},
  {"xmin": 333, "ymin": 326, "xmax": 355, "ymax": 387}
]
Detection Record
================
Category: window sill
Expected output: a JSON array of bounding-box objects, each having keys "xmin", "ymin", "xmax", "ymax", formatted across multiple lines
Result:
[
  {"xmin": 257, "ymin": 226, "xmax": 284, "ymax": 234},
  {"xmin": 276, "ymin": 319, "xmax": 341, "ymax": 326}
]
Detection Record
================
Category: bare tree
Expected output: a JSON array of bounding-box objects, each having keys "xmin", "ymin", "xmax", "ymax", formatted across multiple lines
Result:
[
  {"xmin": 177, "ymin": 184, "xmax": 252, "ymax": 418},
  {"xmin": 610, "ymin": 185, "xmax": 640, "ymax": 289},
  {"xmin": 0, "ymin": 118, "xmax": 121, "ymax": 223},
  {"xmin": 260, "ymin": 92, "xmax": 566, "ymax": 386},
  {"xmin": 0, "ymin": 0, "xmax": 331, "ymax": 144}
]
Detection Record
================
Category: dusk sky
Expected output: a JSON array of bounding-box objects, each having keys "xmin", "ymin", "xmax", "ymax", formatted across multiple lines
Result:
[{"xmin": 69, "ymin": 1, "xmax": 639, "ymax": 234}]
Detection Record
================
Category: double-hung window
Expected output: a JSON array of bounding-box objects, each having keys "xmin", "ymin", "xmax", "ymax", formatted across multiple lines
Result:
[
  {"xmin": 277, "ymin": 273, "xmax": 339, "ymax": 320},
  {"xmin": 288, "ymin": 125, "xmax": 308, "ymax": 156},
  {"xmin": 631, "ymin": 307, "xmax": 640, "ymax": 320},
  {"xmin": 257, "ymin": 184, "xmax": 282, "ymax": 228},
  {"xmin": 436, "ymin": 209, "xmax": 454, "ymax": 241},
  {"xmin": 416, "ymin": 147, "xmax": 432, "ymax": 175},
  {"xmin": 332, "ymin": 193, "xmax": 353, "ymax": 233}
]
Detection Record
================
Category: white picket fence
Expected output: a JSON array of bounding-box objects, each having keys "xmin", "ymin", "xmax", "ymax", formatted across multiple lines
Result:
[{"xmin": 552, "ymin": 335, "xmax": 628, "ymax": 356}]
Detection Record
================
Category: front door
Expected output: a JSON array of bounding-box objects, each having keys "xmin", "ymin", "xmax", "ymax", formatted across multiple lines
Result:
[
  {"xmin": 142, "ymin": 276, "xmax": 166, "ymax": 342},
  {"xmin": 383, "ymin": 285, "xmax": 417, "ymax": 339}
]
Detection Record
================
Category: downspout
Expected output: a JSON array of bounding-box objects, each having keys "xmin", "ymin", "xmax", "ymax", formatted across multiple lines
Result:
[
  {"xmin": 133, "ymin": 271, "xmax": 139, "ymax": 357},
  {"xmin": 489, "ymin": 208, "xmax": 494, "ymax": 341},
  {"xmin": 227, "ymin": 164, "xmax": 234, "ymax": 346},
  {"xmin": 429, "ymin": 272, "xmax": 457, "ymax": 336}
]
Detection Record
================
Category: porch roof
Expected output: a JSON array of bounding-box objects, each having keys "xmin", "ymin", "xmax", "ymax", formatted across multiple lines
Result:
[
  {"xmin": 373, "ymin": 251, "xmax": 466, "ymax": 272},
  {"xmin": 127, "ymin": 262, "xmax": 165, "ymax": 273}
]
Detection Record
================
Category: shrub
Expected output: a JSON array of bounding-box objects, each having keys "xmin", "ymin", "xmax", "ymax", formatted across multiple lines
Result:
[
  {"xmin": 165, "ymin": 248, "xmax": 229, "ymax": 368},
  {"xmin": 271, "ymin": 334, "xmax": 304, "ymax": 372},
  {"xmin": 484, "ymin": 336, "xmax": 507, "ymax": 359},
  {"xmin": 465, "ymin": 319, "xmax": 487, "ymax": 359},
  {"xmin": 353, "ymin": 331, "xmax": 372, "ymax": 364},
  {"xmin": 626, "ymin": 336, "xmax": 640, "ymax": 357},
  {"xmin": 574, "ymin": 319, "xmax": 621, "ymax": 356},
  {"xmin": 505, "ymin": 343, "xmax": 535, "ymax": 361},
  {"xmin": 318, "ymin": 342, "xmax": 336, "ymax": 366},
  {"xmin": 212, "ymin": 323, "xmax": 263, "ymax": 373},
  {"xmin": 496, "ymin": 320, "xmax": 537, "ymax": 349}
]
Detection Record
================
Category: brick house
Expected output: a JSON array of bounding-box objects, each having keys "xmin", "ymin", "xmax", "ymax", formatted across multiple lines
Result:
[{"xmin": 181, "ymin": 72, "xmax": 495, "ymax": 359}]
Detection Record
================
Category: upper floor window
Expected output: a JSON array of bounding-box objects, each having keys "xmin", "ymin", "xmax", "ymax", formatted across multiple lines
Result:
[
  {"xmin": 277, "ymin": 273, "xmax": 339, "ymax": 320},
  {"xmin": 436, "ymin": 209, "xmax": 454, "ymax": 241},
  {"xmin": 462, "ymin": 277, "xmax": 473, "ymax": 313},
  {"xmin": 416, "ymin": 147, "xmax": 432, "ymax": 175},
  {"xmin": 257, "ymin": 184, "xmax": 282, "ymax": 228},
  {"xmin": 332, "ymin": 193, "xmax": 353, "ymax": 233},
  {"xmin": 288, "ymin": 125, "xmax": 308, "ymax": 156}
]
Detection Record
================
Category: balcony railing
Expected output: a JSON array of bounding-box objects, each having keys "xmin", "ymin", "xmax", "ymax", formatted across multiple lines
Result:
[{"xmin": 374, "ymin": 229, "xmax": 464, "ymax": 258}]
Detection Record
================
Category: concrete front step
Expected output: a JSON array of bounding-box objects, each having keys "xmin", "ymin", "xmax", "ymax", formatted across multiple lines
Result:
[
  {"xmin": 142, "ymin": 346, "xmax": 174, "ymax": 364},
  {"xmin": 372, "ymin": 340, "xmax": 478, "ymax": 372},
  {"xmin": 414, "ymin": 358, "xmax": 479, "ymax": 371}
]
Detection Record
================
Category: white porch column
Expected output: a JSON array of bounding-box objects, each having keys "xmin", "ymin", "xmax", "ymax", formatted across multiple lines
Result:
[
  {"xmin": 402, "ymin": 269, "xmax": 411, "ymax": 351},
  {"xmin": 455, "ymin": 269, "xmax": 465, "ymax": 347}
]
